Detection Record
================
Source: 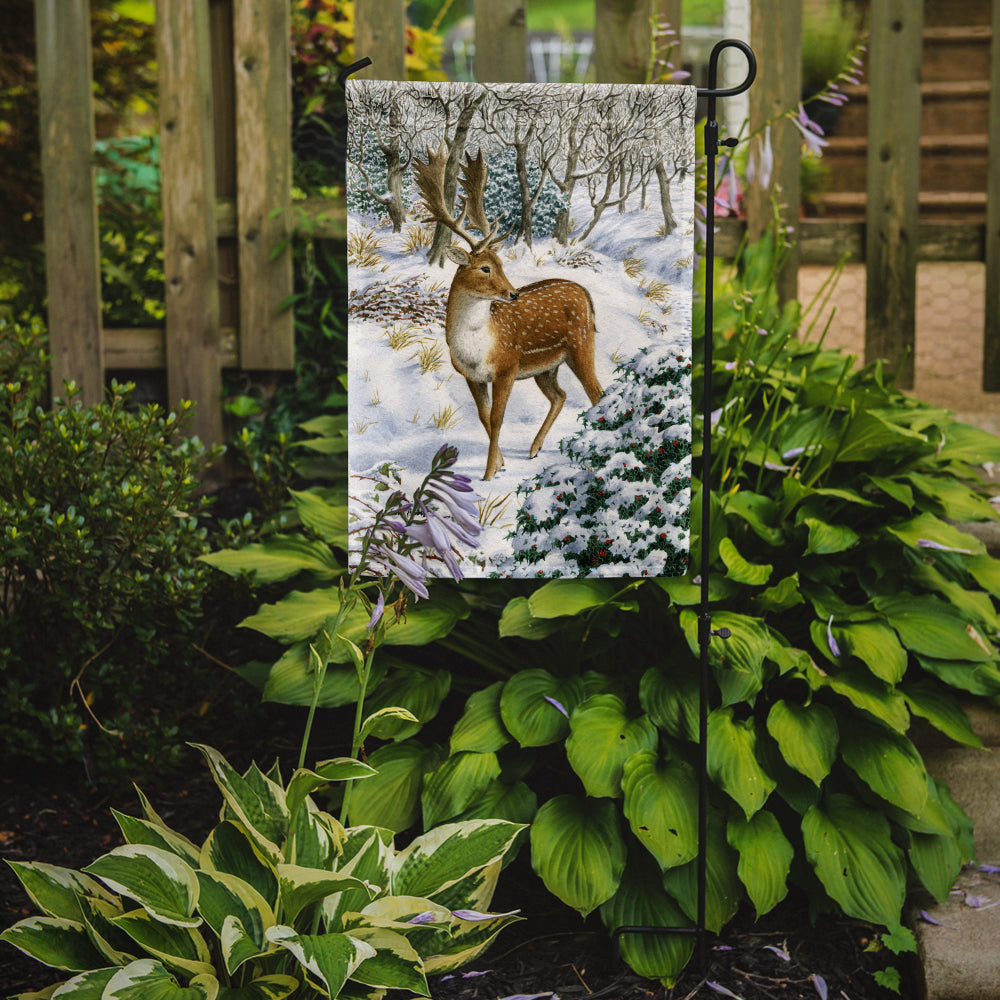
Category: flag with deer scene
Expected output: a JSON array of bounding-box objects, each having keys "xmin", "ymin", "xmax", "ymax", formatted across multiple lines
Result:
[{"xmin": 346, "ymin": 79, "xmax": 696, "ymax": 580}]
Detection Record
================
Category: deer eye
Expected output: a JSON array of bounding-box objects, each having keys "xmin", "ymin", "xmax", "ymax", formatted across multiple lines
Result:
[{"xmin": 480, "ymin": 265, "xmax": 491, "ymax": 274}]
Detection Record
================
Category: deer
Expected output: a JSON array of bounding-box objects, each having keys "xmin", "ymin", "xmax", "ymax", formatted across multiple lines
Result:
[{"xmin": 413, "ymin": 141, "xmax": 603, "ymax": 481}]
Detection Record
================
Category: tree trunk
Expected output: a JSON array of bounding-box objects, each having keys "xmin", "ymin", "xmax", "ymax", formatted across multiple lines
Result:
[
  {"xmin": 655, "ymin": 159, "xmax": 677, "ymax": 235},
  {"xmin": 514, "ymin": 139, "xmax": 533, "ymax": 246}
]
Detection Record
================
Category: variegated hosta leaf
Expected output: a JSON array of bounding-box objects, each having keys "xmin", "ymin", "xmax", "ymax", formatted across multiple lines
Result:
[
  {"xmin": 276, "ymin": 864, "xmax": 375, "ymax": 925},
  {"xmin": 220, "ymin": 915, "xmax": 270, "ymax": 980},
  {"xmin": 285, "ymin": 760, "xmax": 376, "ymax": 823},
  {"xmin": 391, "ymin": 820, "xmax": 524, "ymax": 901},
  {"xmin": 0, "ymin": 916, "xmax": 107, "ymax": 971},
  {"xmin": 46, "ymin": 966, "xmax": 118, "ymax": 997},
  {"xmin": 112, "ymin": 810, "xmax": 201, "ymax": 868},
  {"xmin": 102, "ymin": 958, "xmax": 218, "ymax": 999},
  {"xmin": 599, "ymin": 854, "xmax": 694, "ymax": 987},
  {"xmin": 450, "ymin": 681, "xmax": 511, "ymax": 754},
  {"xmin": 765, "ymin": 700, "xmax": 838, "ymax": 786},
  {"xmin": 77, "ymin": 894, "xmax": 136, "ymax": 966},
  {"xmin": 565, "ymin": 695, "xmax": 658, "ymax": 799},
  {"xmin": 529, "ymin": 795, "xmax": 626, "ymax": 917},
  {"xmin": 110, "ymin": 908, "xmax": 214, "ymax": 978},
  {"xmin": 4, "ymin": 862, "xmax": 118, "ymax": 922},
  {"xmin": 323, "ymin": 830, "xmax": 392, "ymax": 931},
  {"xmin": 214, "ymin": 975, "xmax": 300, "ymax": 1000},
  {"xmin": 421, "ymin": 907, "xmax": 522, "ymax": 975},
  {"xmin": 802, "ymin": 793, "xmax": 906, "ymax": 926},
  {"xmin": 265, "ymin": 926, "xmax": 376, "ymax": 998},
  {"xmin": 426, "ymin": 859, "xmax": 501, "ymax": 915},
  {"xmin": 83, "ymin": 845, "xmax": 201, "ymax": 928},
  {"xmin": 345, "ymin": 926, "xmax": 429, "ymax": 995},
  {"xmin": 727, "ymin": 810, "xmax": 793, "ymax": 918},
  {"xmin": 195, "ymin": 871, "xmax": 274, "ymax": 974},
  {"xmin": 706, "ymin": 707, "xmax": 776, "ymax": 819},
  {"xmin": 200, "ymin": 822, "xmax": 278, "ymax": 910},
  {"xmin": 190, "ymin": 745, "xmax": 287, "ymax": 863},
  {"xmin": 621, "ymin": 751, "xmax": 699, "ymax": 871}
]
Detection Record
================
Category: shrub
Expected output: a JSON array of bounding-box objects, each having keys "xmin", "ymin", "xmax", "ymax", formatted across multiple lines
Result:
[
  {"xmin": 0, "ymin": 318, "xmax": 219, "ymax": 783},
  {"xmin": 1, "ymin": 743, "xmax": 524, "ymax": 997}
]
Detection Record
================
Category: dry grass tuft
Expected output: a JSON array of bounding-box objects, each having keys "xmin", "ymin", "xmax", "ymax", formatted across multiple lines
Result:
[
  {"xmin": 411, "ymin": 340, "xmax": 446, "ymax": 375},
  {"xmin": 429, "ymin": 403, "xmax": 462, "ymax": 430},
  {"xmin": 385, "ymin": 323, "xmax": 423, "ymax": 352},
  {"xmin": 348, "ymin": 228, "xmax": 387, "ymax": 269}
]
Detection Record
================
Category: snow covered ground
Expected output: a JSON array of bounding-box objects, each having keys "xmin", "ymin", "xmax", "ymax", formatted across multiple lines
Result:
[{"xmin": 348, "ymin": 175, "xmax": 696, "ymax": 577}]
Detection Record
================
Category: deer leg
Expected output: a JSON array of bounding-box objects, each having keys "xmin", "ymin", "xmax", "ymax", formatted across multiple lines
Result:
[
  {"xmin": 566, "ymin": 352, "xmax": 603, "ymax": 406},
  {"xmin": 484, "ymin": 371, "xmax": 516, "ymax": 481},
  {"xmin": 529, "ymin": 368, "xmax": 566, "ymax": 459},
  {"xmin": 466, "ymin": 378, "xmax": 503, "ymax": 472}
]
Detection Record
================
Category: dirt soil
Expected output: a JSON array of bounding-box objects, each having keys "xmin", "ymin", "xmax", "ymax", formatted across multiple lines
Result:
[{"xmin": 1, "ymin": 750, "xmax": 912, "ymax": 1000}]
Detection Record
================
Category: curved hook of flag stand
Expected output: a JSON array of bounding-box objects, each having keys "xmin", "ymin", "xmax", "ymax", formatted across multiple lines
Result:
[
  {"xmin": 339, "ymin": 41, "xmax": 758, "ymax": 976},
  {"xmin": 612, "ymin": 38, "xmax": 756, "ymax": 974}
]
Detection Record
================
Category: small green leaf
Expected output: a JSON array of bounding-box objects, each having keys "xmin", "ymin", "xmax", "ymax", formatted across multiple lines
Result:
[
  {"xmin": 765, "ymin": 700, "xmax": 838, "ymax": 786},
  {"xmin": 450, "ymin": 682, "xmax": 511, "ymax": 754},
  {"xmin": 497, "ymin": 597, "xmax": 564, "ymax": 639},
  {"xmin": 639, "ymin": 664, "xmax": 699, "ymax": 742},
  {"xmin": 719, "ymin": 537, "xmax": 772, "ymax": 585},
  {"xmin": 288, "ymin": 488, "xmax": 348, "ymax": 546},
  {"xmin": 707, "ymin": 708, "xmax": 776, "ymax": 818},
  {"xmin": 803, "ymin": 517, "xmax": 859, "ymax": 555},
  {"xmin": 527, "ymin": 579, "xmax": 617, "ymax": 618},
  {"xmin": 727, "ymin": 811, "xmax": 793, "ymax": 917}
]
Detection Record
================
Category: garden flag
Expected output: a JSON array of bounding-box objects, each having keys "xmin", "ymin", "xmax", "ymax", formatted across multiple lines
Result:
[{"xmin": 347, "ymin": 80, "xmax": 696, "ymax": 580}]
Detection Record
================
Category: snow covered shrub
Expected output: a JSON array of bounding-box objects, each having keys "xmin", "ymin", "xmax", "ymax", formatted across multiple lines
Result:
[
  {"xmin": 346, "ymin": 133, "xmax": 415, "ymax": 222},
  {"xmin": 494, "ymin": 343, "xmax": 691, "ymax": 578},
  {"xmin": 481, "ymin": 149, "xmax": 567, "ymax": 243}
]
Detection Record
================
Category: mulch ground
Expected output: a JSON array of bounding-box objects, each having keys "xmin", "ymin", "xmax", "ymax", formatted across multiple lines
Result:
[{"xmin": 1, "ymin": 744, "xmax": 912, "ymax": 1000}]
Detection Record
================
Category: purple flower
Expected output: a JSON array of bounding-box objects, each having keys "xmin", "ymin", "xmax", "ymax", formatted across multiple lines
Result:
[
  {"xmin": 827, "ymin": 615, "xmax": 841, "ymax": 657},
  {"xmin": 763, "ymin": 944, "xmax": 790, "ymax": 961},
  {"xmin": 812, "ymin": 974, "xmax": 828, "ymax": 1000},
  {"xmin": 544, "ymin": 695, "xmax": 569, "ymax": 718},
  {"xmin": 747, "ymin": 125, "xmax": 773, "ymax": 191},
  {"xmin": 451, "ymin": 908, "xmax": 520, "ymax": 921},
  {"xmin": 791, "ymin": 104, "xmax": 829, "ymax": 156},
  {"xmin": 706, "ymin": 983, "xmax": 742, "ymax": 999},
  {"xmin": 917, "ymin": 538, "xmax": 972, "ymax": 554},
  {"xmin": 372, "ymin": 544, "xmax": 429, "ymax": 600},
  {"xmin": 407, "ymin": 911, "xmax": 438, "ymax": 925},
  {"xmin": 426, "ymin": 484, "xmax": 481, "ymax": 539},
  {"xmin": 367, "ymin": 590, "xmax": 385, "ymax": 631}
]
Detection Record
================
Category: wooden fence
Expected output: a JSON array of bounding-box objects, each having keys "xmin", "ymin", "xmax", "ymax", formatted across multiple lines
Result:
[{"xmin": 33, "ymin": 0, "xmax": 1000, "ymax": 446}]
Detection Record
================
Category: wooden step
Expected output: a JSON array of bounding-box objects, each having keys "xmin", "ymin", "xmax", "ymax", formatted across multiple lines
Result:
[
  {"xmin": 833, "ymin": 80, "xmax": 991, "ymax": 138},
  {"xmin": 822, "ymin": 134, "xmax": 989, "ymax": 193},
  {"xmin": 922, "ymin": 25, "xmax": 993, "ymax": 83},
  {"xmin": 814, "ymin": 190, "xmax": 987, "ymax": 222},
  {"xmin": 921, "ymin": 0, "xmax": 992, "ymax": 28}
]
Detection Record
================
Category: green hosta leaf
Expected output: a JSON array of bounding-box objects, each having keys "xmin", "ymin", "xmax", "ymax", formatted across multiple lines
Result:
[
  {"xmin": 392, "ymin": 820, "xmax": 524, "ymax": 900},
  {"xmin": 450, "ymin": 682, "xmax": 511, "ymax": 754},
  {"xmin": 276, "ymin": 865, "xmax": 374, "ymax": 925},
  {"xmin": 5, "ymin": 862, "xmax": 118, "ymax": 923},
  {"xmin": 112, "ymin": 812, "xmax": 201, "ymax": 868},
  {"xmin": 727, "ymin": 811, "xmax": 793, "ymax": 918},
  {"xmin": 288, "ymin": 488, "xmax": 348, "ymax": 546},
  {"xmin": 360, "ymin": 706, "xmax": 421, "ymax": 742},
  {"xmin": 599, "ymin": 853, "xmax": 694, "ymax": 987},
  {"xmin": 909, "ymin": 828, "xmax": 965, "ymax": 905},
  {"xmin": 874, "ymin": 594, "xmax": 995, "ymax": 662},
  {"xmin": 755, "ymin": 573, "xmax": 805, "ymax": 614},
  {"xmin": 910, "ymin": 562, "xmax": 1000, "ymax": 632},
  {"xmin": 661, "ymin": 811, "xmax": 741, "ymax": 933},
  {"xmin": 83, "ymin": 846, "xmax": 200, "ymax": 928},
  {"xmin": 808, "ymin": 661, "xmax": 910, "ymax": 732},
  {"xmin": 265, "ymin": 926, "xmax": 375, "ymax": 998},
  {"xmin": 499, "ymin": 670, "xmax": 584, "ymax": 747},
  {"xmin": 906, "ymin": 472, "xmax": 998, "ymax": 521},
  {"xmin": 219, "ymin": 915, "xmax": 269, "ymax": 980},
  {"xmin": 190, "ymin": 746, "xmax": 287, "ymax": 862},
  {"xmin": 836, "ymin": 621, "xmax": 907, "ymax": 684},
  {"xmin": 654, "ymin": 573, "xmax": 738, "ymax": 606},
  {"xmin": 967, "ymin": 553, "xmax": 1000, "ymax": 597},
  {"xmin": 680, "ymin": 611, "xmax": 770, "ymax": 706},
  {"xmin": 835, "ymin": 410, "xmax": 927, "ymax": 462},
  {"xmin": 803, "ymin": 517, "xmax": 859, "ymax": 556},
  {"xmin": 200, "ymin": 822, "xmax": 278, "ymax": 910},
  {"xmin": 839, "ymin": 718, "xmax": 929, "ymax": 817},
  {"xmin": 453, "ymin": 779, "xmax": 538, "ymax": 827},
  {"xmin": 901, "ymin": 680, "xmax": 982, "ymax": 748},
  {"xmin": 497, "ymin": 597, "xmax": 564, "ymax": 639},
  {"xmin": 111, "ymin": 908, "xmax": 214, "ymax": 978},
  {"xmin": 362, "ymin": 667, "xmax": 451, "ymax": 740},
  {"xmin": 621, "ymin": 751, "xmax": 698, "ymax": 870},
  {"xmin": 707, "ymin": 708, "xmax": 776, "ymax": 818},
  {"xmin": 527, "ymin": 578, "xmax": 617, "ymax": 617},
  {"xmin": 718, "ymin": 537, "xmax": 772, "ymax": 585},
  {"xmin": 421, "ymin": 751, "xmax": 502, "ymax": 828},
  {"xmin": 866, "ymin": 474, "xmax": 914, "ymax": 509},
  {"xmin": 260, "ymin": 643, "xmax": 387, "ymax": 708},
  {"xmin": 0, "ymin": 916, "xmax": 107, "ymax": 971},
  {"xmin": 724, "ymin": 490, "xmax": 784, "ymax": 545},
  {"xmin": 802, "ymin": 793, "xmax": 906, "ymax": 926},
  {"xmin": 765, "ymin": 700, "xmax": 838, "ymax": 786},
  {"xmin": 639, "ymin": 664, "xmax": 699, "ymax": 742},
  {"xmin": 916, "ymin": 655, "xmax": 1000, "ymax": 697},
  {"xmin": 200, "ymin": 536, "xmax": 341, "ymax": 584},
  {"xmin": 885, "ymin": 512, "xmax": 985, "ymax": 557},
  {"xmin": 565, "ymin": 695, "xmax": 657, "ymax": 798},
  {"xmin": 216, "ymin": 975, "xmax": 299, "ymax": 1000},
  {"xmin": 346, "ymin": 926, "xmax": 429, "ymax": 994},
  {"xmin": 347, "ymin": 740, "xmax": 442, "ymax": 832},
  {"xmin": 935, "ymin": 421, "xmax": 1000, "ymax": 464},
  {"xmin": 103, "ymin": 959, "xmax": 218, "ymax": 1000},
  {"xmin": 530, "ymin": 795, "xmax": 626, "ymax": 917},
  {"xmin": 285, "ymin": 759, "xmax": 376, "ymax": 822}
]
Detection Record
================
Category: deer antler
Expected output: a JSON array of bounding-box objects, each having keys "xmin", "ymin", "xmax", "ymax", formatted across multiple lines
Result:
[{"xmin": 413, "ymin": 143, "xmax": 511, "ymax": 253}]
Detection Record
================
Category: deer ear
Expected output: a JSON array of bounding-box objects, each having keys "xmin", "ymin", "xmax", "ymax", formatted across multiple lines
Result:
[{"xmin": 445, "ymin": 245, "xmax": 471, "ymax": 266}]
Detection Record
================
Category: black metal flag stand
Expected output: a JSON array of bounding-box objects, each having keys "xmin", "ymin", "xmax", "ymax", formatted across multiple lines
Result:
[{"xmin": 340, "ymin": 40, "xmax": 758, "ymax": 974}]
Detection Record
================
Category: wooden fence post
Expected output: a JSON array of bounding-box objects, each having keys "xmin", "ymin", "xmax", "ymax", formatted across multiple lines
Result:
[
  {"xmin": 593, "ymin": 0, "xmax": 654, "ymax": 84},
  {"xmin": 34, "ymin": 0, "xmax": 104, "ymax": 405},
  {"xmin": 865, "ymin": 0, "xmax": 923, "ymax": 389},
  {"xmin": 354, "ymin": 0, "xmax": 407, "ymax": 80},
  {"xmin": 983, "ymin": 0, "xmax": 1000, "ymax": 390},
  {"xmin": 157, "ymin": 0, "xmax": 223, "ymax": 445},
  {"xmin": 746, "ymin": 0, "xmax": 801, "ymax": 306},
  {"xmin": 474, "ymin": 0, "xmax": 527, "ymax": 82},
  {"xmin": 233, "ymin": 0, "xmax": 294, "ymax": 369}
]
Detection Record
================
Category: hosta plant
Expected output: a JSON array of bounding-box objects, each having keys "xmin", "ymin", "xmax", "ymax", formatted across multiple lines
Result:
[{"xmin": 1, "ymin": 743, "xmax": 523, "ymax": 999}]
